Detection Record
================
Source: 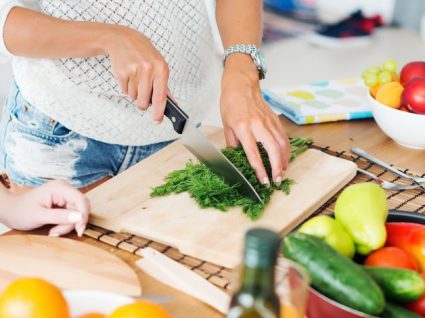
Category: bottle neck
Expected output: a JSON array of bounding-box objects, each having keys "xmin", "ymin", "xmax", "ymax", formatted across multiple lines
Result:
[{"xmin": 239, "ymin": 265, "xmax": 275, "ymax": 294}]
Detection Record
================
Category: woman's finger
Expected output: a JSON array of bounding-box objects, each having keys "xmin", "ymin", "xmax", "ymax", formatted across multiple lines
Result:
[
  {"xmin": 253, "ymin": 126, "xmax": 283, "ymax": 184},
  {"xmin": 127, "ymin": 70, "xmax": 139, "ymax": 101},
  {"xmin": 49, "ymin": 224, "xmax": 75, "ymax": 237},
  {"xmin": 224, "ymin": 126, "xmax": 240, "ymax": 148},
  {"xmin": 65, "ymin": 201, "xmax": 89, "ymax": 237},
  {"xmin": 75, "ymin": 223, "xmax": 86, "ymax": 237},
  {"xmin": 136, "ymin": 65, "xmax": 154, "ymax": 111},
  {"xmin": 47, "ymin": 180, "xmax": 90, "ymax": 216},
  {"xmin": 261, "ymin": 99, "xmax": 290, "ymax": 172},
  {"xmin": 270, "ymin": 121, "xmax": 290, "ymax": 172},
  {"xmin": 37, "ymin": 208, "xmax": 83, "ymax": 225},
  {"xmin": 150, "ymin": 65, "xmax": 168, "ymax": 123},
  {"xmin": 235, "ymin": 126, "xmax": 269, "ymax": 186},
  {"xmin": 116, "ymin": 71, "xmax": 129, "ymax": 95}
]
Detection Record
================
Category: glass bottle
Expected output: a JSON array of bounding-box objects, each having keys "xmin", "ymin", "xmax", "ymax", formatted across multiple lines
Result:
[{"xmin": 227, "ymin": 228, "xmax": 280, "ymax": 318}]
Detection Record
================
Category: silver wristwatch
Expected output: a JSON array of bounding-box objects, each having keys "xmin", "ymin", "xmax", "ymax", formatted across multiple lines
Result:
[{"xmin": 223, "ymin": 44, "xmax": 267, "ymax": 80}]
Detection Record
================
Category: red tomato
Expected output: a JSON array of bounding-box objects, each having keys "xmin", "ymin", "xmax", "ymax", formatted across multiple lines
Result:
[
  {"xmin": 405, "ymin": 273, "xmax": 425, "ymax": 317},
  {"xmin": 364, "ymin": 246, "xmax": 419, "ymax": 271}
]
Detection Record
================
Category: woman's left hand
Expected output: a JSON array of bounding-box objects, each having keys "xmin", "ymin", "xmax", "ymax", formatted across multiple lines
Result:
[{"xmin": 220, "ymin": 55, "xmax": 290, "ymax": 187}]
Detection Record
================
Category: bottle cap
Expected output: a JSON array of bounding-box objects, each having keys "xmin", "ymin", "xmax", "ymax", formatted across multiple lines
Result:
[{"xmin": 243, "ymin": 228, "xmax": 280, "ymax": 268}]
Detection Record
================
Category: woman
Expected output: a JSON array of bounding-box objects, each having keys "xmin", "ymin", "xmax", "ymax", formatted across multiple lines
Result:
[{"xmin": 0, "ymin": 0, "xmax": 289, "ymax": 193}]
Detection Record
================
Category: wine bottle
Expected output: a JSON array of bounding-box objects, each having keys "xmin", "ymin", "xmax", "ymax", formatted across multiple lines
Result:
[{"xmin": 227, "ymin": 228, "xmax": 280, "ymax": 318}]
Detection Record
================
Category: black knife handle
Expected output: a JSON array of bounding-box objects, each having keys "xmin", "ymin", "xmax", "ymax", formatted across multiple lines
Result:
[{"xmin": 164, "ymin": 97, "xmax": 188, "ymax": 134}]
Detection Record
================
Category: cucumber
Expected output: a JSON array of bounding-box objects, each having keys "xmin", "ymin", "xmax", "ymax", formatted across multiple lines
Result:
[
  {"xmin": 381, "ymin": 302, "xmax": 421, "ymax": 318},
  {"xmin": 282, "ymin": 232, "xmax": 385, "ymax": 316},
  {"xmin": 364, "ymin": 266, "xmax": 425, "ymax": 303}
]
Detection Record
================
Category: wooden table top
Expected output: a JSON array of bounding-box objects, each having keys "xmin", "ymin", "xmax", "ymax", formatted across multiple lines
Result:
[
  {"xmin": 4, "ymin": 91, "xmax": 425, "ymax": 318},
  {"xmin": 5, "ymin": 117, "xmax": 424, "ymax": 318},
  {"xmin": 79, "ymin": 117, "xmax": 423, "ymax": 318},
  {"xmin": 282, "ymin": 117, "xmax": 425, "ymax": 175}
]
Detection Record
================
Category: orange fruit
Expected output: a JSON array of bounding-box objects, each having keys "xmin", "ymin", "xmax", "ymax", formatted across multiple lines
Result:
[
  {"xmin": 108, "ymin": 301, "xmax": 170, "ymax": 318},
  {"xmin": 375, "ymin": 82, "xmax": 404, "ymax": 108},
  {"xmin": 369, "ymin": 84, "xmax": 382, "ymax": 98},
  {"xmin": 78, "ymin": 314, "xmax": 106, "ymax": 318},
  {"xmin": 0, "ymin": 277, "xmax": 70, "ymax": 318}
]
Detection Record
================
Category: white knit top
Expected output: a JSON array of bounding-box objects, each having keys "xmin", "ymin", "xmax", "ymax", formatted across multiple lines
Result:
[{"xmin": 0, "ymin": 0, "xmax": 222, "ymax": 145}]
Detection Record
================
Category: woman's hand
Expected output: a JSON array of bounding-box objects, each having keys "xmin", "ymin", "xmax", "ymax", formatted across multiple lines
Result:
[
  {"xmin": 220, "ymin": 55, "xmax": 290, "ymax": 186},
  {"xmin": 105, "ymin": 26, "xmax": 170, "ymax": 123},
  {"xmin": 4, "ymin": 8, "xmax": 169, "ymax": 123},
  {"xmin": 1, "ymin": 180, "xmax": 90, "ymax": 237}
]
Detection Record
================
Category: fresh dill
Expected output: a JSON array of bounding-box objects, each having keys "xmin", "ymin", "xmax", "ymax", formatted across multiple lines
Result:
[{"xmin": 151, "ymin": 137, "xmax": 312, "ymax": 220}]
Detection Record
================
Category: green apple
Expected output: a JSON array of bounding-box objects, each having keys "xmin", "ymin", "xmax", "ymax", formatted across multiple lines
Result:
[{"xmin": 298, "ymin": 215, "xmax": 355, "ymax": 258}]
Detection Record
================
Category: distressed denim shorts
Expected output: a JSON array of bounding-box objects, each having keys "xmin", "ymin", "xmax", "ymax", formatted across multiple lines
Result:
[{"xmin": 0, "ymin": 82, "xmax": 173, "ymax": 188}]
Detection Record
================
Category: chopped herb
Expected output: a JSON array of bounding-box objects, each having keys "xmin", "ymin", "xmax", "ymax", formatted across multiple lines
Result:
[{"xmin": 151, "ymin": 137, "xmax": 312, "ymax": 220}]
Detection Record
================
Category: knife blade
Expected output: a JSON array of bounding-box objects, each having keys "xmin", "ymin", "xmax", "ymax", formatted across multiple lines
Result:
[{"xmin": 164, "ymin": 97, "xmax": 263, "ymax": 204}]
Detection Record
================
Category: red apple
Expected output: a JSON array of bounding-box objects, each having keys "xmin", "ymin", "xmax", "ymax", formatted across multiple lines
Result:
[
  {"xmin": 400, "ymin": 61, "xmax": 425, "ymax": 86},
  {"xmin": 402, "ymin": 77, "xmax": 425, "ymax": 114}
]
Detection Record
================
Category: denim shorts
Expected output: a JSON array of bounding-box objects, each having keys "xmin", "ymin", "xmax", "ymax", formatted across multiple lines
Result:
[{"xmin": 0, "ymin": 82, "xmax": 173, "ymax": 188}]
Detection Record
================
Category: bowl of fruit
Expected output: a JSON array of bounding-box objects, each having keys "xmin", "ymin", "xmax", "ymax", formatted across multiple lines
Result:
[
  {"xmin": 282, "ymin": 183, "xmax": 425, "ymax": 318},
  {"xmin": 362, "ymin": 60, "xmax": 425, "ymax": 149}
]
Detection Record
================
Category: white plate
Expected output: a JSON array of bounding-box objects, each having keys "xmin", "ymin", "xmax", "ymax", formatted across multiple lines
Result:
[{"xmin": 63, "ymin": 290, "xmax": 134, "ymax": 317}]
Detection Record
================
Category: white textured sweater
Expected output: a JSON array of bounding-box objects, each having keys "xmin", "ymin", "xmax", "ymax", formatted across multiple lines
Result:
[{"xmin": 0, "ymin": 0, "xmax": 222, "ymax": 145}]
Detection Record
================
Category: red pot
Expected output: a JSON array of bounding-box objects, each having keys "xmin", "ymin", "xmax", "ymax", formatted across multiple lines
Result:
[{"xmin": 307, "ymin": 287, "xmax": 378, "ymax": 318}]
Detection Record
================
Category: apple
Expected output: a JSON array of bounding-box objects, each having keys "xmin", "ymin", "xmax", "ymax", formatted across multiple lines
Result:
[
  {"xmin": 402, "ymin": 77, "xmax": 425, "ymax": 114},
  {"xmin": 400, "ymin": 61, "xmax": 425, "ymax": 86},
  {"xmin": 298, "ymin": 215, "xmax": 355, "ymax": 258}
]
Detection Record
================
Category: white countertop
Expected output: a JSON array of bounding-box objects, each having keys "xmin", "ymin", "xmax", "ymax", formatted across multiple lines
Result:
[{"xmin": 263, "ymin": 28, "xmax": 425, "ymax": 87}]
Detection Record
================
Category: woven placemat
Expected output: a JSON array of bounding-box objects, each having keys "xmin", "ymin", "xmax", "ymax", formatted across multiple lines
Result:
[{"xmin": 84, "ymin": 145, "xmax": 425, "ymax": 291}]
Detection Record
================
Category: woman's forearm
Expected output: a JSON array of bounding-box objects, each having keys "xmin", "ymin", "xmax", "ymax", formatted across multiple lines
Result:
[
  {"xmin": 3, "ymin": 6, "xmax": 170, "ymax": 121},
  {"xmin": 216, "ymin": 0, "xmax": 263, "ymax": 74},
  {"xmin": 3, "ymin": 6, "xmax": 116, "ymax": 58},
  {"xmin": 216, "ymin": 0, "xmax": 262, "ymax": 48}
]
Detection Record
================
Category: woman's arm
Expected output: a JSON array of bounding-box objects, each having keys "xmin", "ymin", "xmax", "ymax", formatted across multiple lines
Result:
[
  {"xmin": 4, "ymin": 7, "xmax": 108, "ymax": 58},
  {"xmin": 0, "ymin": 180, "xmax": 89, "ymax": 236},
  {"xmin": 216, "ymin": 0, "xmax": 290, "ymax": 186},
  {"xmin": 3, "ymin": 7, "xmax": 169, "ymax": 122}
]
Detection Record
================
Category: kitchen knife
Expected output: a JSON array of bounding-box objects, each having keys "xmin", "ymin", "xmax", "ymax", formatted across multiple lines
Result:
[{"xmin": 164, "ymin": 97, "xmax": 263, "ymax": 204}]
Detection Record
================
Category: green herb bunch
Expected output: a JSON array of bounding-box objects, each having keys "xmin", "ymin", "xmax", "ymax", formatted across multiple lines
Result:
[{"xmin": 151, "ymin": 137, "xmax": 312, "ymax": 220}]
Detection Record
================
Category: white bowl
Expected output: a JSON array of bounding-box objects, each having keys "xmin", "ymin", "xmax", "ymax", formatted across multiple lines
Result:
[
  {"xmin": 63, "ymin": 290, "xmax": 134, "ymax": 317},
  {"xmin": 368, "ymin": 93, "xmax": 425, "ymax": 149}
]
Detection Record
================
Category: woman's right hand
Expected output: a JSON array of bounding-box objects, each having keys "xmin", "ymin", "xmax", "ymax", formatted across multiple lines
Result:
[{"xmin": 105, "ymin": 26, "xmax": 170, "ymax": 123}]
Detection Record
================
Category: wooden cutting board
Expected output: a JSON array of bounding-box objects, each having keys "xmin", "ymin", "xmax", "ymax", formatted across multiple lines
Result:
[
  {"xmin": 0, "ymin": 235, "xmax": 141, "ymax": 295},
  {"xmin": 87, "ymin": 127, "xmax": 357, "ymax": 268}
]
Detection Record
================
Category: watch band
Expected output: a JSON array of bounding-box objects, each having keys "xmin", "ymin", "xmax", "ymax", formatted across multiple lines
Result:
[
  {"xmin": 224, "ymin": 44, "xmax": 258, "ymax": 61},
  {"xmin": 223, "ymin": 44, "xmax": 266, "ymax": 80}
]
